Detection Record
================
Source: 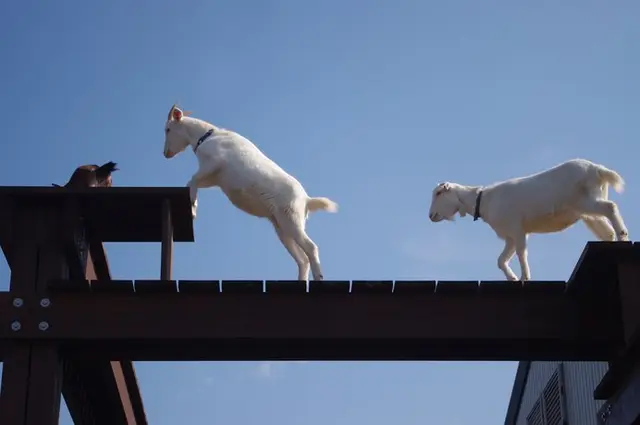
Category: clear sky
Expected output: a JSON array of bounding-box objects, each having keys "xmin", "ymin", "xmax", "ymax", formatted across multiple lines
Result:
[{"xmin": 0, "ymin": 0, "xmax": 638, "ymax": 424}]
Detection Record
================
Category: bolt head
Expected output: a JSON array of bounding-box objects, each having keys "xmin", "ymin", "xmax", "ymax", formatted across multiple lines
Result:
[
  {"xmin": 40, "ymin": 298, "xmax": 51, "ymax": 308},
  {"xmin": 38, "ymin": 321, "xmax": 49, "ymax": 331},
  {"xmin": 12, "ymin": 298, "xmax": 23, "ymax": 308},
  {"xmin": 11, "ymin": 321, "xmax": 21, "ymax": 331}
]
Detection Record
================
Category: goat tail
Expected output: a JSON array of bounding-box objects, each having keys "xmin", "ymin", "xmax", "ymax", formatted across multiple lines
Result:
[
  {"xmin": 595, "ymin": 164, "xmax": 625, "ymax": 194},
  {"xmin": 307, "ymin": 197, "xmax": 339, "ymax": 213}
]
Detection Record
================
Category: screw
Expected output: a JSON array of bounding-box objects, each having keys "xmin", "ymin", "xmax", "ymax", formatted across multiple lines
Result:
[
  {"xmin": 11, "ymin": 321, "xmax": 21, "ymax": 331},
  {"xmin": 12, "ymin": 298, "xmax": 23, "ymax": 308},
  {"xmin": 38, "ymin": 321, "xmax": 49, "ymax": 331},
  {"xmin": 40, "ymin": 298, "xmax": 51, "ymax": 308}
]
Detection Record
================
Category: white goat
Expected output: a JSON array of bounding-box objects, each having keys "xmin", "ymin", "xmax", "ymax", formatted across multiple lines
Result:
[
  {"xmin": 428, "ymin": 158, "xmax": 629, "ymax": 281},
  {"xmin": 162, "ymin": 104, "xmax": 338, "ymax": 281}
]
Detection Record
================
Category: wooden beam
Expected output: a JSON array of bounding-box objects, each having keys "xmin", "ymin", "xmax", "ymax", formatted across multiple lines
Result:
[
  {"xmin": 21, "ymin": 279, "xmax": 622, "ymax": 361},
  {"xmin": 160, "ymin": 199, "xmax": 173, "ymax": 281}
]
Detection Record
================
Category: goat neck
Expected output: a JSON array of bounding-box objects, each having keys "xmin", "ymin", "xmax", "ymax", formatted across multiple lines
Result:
[
  {"xmin": 452, "ymin": 184, "xmax": 482, "ymax": 218},
  {"xmin": 180, "ymin": 117, "xmax": 217, "ymax": 151}
]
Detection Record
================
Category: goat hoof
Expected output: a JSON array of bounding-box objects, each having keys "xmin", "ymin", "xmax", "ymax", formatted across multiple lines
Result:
[{"xmin": 619, "ymin": 231, "xmax": 629, "ymax": 241}]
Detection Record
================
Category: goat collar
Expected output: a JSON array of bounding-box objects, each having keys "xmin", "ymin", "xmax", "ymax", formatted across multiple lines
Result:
[
  {"xmin": 473, "ymin": 190, "xmax": 483, "ymax": 221},
  {"xmin": 194, "ymin": 128, "xmax": 214, "ymax": 153}
]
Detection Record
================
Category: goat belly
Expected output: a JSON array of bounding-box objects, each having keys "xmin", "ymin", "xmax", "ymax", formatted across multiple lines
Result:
[
  {"xmin": 222, "ymin": 187, "xmax": 273, "ymax": 218},
  {"xmin": 522, "ymin": 211, "xmax": 581, "ymax": 234}
]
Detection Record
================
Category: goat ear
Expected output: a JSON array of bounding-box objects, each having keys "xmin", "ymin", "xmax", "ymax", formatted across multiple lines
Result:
[
  {"xmin": 172, "ymin": 107, "xmax": 184, "ymax": 121},
  {"xmin": 168, "ymin": 104, "xmax": 177, "ymax": 121}
]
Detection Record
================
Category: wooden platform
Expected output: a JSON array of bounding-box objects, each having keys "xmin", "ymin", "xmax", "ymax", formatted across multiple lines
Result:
[{"xmin": 0, "ymin": 184, "xmax": 638, "ymax": 425}]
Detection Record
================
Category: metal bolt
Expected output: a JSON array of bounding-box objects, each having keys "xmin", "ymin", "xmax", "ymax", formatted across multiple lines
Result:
[
  {"xmin": 38, "ymin": 321, "xmax": 49, "ymax": 331},
  {"xmin": 12, "ymin": 298, "xmax": 23, "ymax": 308},
  {"xmin": 40, "ymin": 298, "xmax": 51, "ymax": 308},
  {"xmin": 11, "ymin": 321, "xmax": 21, "ymax": 331}
]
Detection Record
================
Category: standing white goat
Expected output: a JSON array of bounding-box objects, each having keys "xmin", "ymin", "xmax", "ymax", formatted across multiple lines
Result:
[
  {"xmin": 162, "ymin": 104, "xmax": 338, "ymax": 281},
  {"xmin": 428, "ymin": 158, "xmax": 629, "ymax": 281}
]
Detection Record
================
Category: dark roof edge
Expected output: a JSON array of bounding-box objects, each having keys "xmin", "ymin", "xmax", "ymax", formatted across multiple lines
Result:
[{"xmin": 504, "ymin": 361, "xmax": 532, "ymax": 425}]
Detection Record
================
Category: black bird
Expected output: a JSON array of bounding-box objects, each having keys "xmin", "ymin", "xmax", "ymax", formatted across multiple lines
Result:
[{"xmin": 52, "ymin": 161, "xmax": 119, "ymax": 188}]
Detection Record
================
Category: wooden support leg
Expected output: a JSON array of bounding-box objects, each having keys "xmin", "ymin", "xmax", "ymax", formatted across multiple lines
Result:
[
  {"xmin": 1, "ymin": 205, "xmax": 69, "ymax": 425},
  {"xmin": 160, "ymin": 199, "xmax": 173, "ymax": 281},
  {"xmin": 593, "ymin": 253, "xmax": 640, "ymax": 425},
  {"xmin": 1, "ymin": 344, "xmax": 63, "ymax": 425}
]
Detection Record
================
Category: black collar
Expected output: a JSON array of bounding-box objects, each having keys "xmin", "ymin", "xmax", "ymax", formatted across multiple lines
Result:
[
  {"xmin": 473, "ymin": 190, "xmax": 483, "ymax": 221},
  {"xmin": 194, "ymin": 128, "xmax": 214, "ymax": 153}
]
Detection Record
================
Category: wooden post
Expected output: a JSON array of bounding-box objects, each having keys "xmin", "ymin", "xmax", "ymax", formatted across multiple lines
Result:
[
  {"xmin": 1, "ymin": 206, "xmax": 65, "ymax": 425},
  {"xmin": 593, "ymin": 247, "xmax": 640, "ymax": 425},
  {"xmin": 160, "ymin": 199, "xmax": 173, "ymax": 281}
]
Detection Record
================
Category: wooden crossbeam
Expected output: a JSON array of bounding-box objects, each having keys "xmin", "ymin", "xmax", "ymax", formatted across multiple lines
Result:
[{"xmin": 1, "ymin": 278, "xmax": 621, "ymax": 361}]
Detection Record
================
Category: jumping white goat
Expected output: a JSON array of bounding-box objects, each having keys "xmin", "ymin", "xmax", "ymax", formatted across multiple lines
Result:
[
  {"xmin": 428, "ymin": 158, "xmax": 629, "ymax": 281},
  {"xmin": 162, "ymin": 104, "xmax": 338, "ymax": 281}
]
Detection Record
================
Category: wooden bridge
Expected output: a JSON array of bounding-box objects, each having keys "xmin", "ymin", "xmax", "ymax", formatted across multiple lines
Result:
[{"xmin": 0, "ymin": 186, "xmax": 639, "ymax": 425}]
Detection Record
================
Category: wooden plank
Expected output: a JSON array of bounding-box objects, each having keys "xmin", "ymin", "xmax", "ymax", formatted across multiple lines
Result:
[
  {"xmin": 522, "ymin": 281, "xmax": 567, "ymax": 294},
  {"xmin": 178, "ymin": 280, "xmax": 220, "ymax": 294},
  {"xmin": 309, "ymin": 280, "xmax": 350, "ymax": 293},
  {"xmin": 91, "ymin": 280, "xmax": 135, "ymax": 294},
  {"xmin": 266, "ymin": 280, "xmax": 307, "ymax": 294},
  {"xmin": 48, "ymin": 279, "xmax": 92, "ymax": 293},
  {"xmin": 478, "ymin": 281, "xmax": 523, "ymax": 294},
  {"xmin": 351, "ymin": 281, "xmax": 393, "ymax": 294},
  {"xmin": 393, "ymin": 281, "xmax": 436, "ymax": 294},
  {"xmin": 436, "ymin": 281, "xmax": 479, "ymax": 294},
  {"xmin": 135, "ymin": 280, "xmax": 178, "ymax": 294},
  {"xmin": 221, "ymin": 280, "xmax": 264, "ymax": 293}
]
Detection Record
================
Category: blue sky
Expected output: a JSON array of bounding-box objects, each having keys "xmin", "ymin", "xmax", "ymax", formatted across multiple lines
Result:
[{"xmin": 1, "ymin": 0, "xmax": 638, "ymax": 423}]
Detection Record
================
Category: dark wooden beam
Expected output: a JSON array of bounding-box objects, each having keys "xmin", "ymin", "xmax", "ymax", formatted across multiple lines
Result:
[
  {"xmin": 0, "ymin": 207, "xmax": 65, "ymax": 425},
  {"xmin": 19, "ymin": 279, "xmax": 622, "ymax": 361},
  {"xmin": 0, "ymin": 186, "xmax": 194, "ymax": 243},
  {"xmin": 594, "ymin": 244, "xmax": 640, "ymax": 401},
  {"xmin": 0, "ymin": 195, "xmax": 14, "ymax": 265},
  {"xmin": 160, "ymin": 199, "xmax": 173, "ymax": 281}
]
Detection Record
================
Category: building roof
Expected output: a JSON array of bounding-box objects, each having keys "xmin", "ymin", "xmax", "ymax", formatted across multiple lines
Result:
[{"xmin": 504, "ymin": 361, "xmax": 531, "ymax": 425}]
